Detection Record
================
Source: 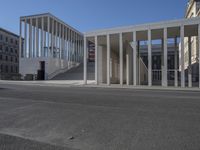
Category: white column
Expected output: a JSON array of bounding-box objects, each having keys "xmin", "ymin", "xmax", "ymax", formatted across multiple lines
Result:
[
  {"xmin": 47, "ymin": 17, "xmax": 50, "ymax": 57},
  {"xmin": 180, "ymin": 25, "xmax": 185, "ymax": 88},
  {"xmin": 188, "ymin": 36, "xmax": 192, "ymax": 88},
  {"xmin": 148, "ymin": 29, "xmax": 152, "ymax": 86},
  {"xmin": 162, "ymin": 28, "xmax": 168, "ymax": 87},
  {"xmin": 55, "ymin": 22, "xmax": 58, "ymax": 58},
  {"xmin": 107, "ymin": 34, "xmax": 110, "ymax": 85},
  {"xmin": 33, "ymin": 25, "xmax": 35, "ymax": 57},
  {"xmin": 95, "ymin": 35, "xmax": 98, "ymax": 84},
  {"xmin": 36, "ymin": 18, "xmax": 39, "ymax": 57},
  {"xmin": 19, "ymin": 19, "xmax": 22, "ymax": 58},
  {"xmin": 24, "ymin": 18, "xmax": 27, "ymax": 58},
  {"xmin": 29, "ymin": 18, "xmax": 32, "ymax": 58},
  {"xmin": 51, "ymin": 19, "xmax": 54, "ymax": 58},
  {"xmin": 69, "ymin": 29, "xmax": 71, "ymax": 66},
  {"xmin": 84, "ymin": 36, "xmax": 87, "ymax": 84},
  {"xmin": 133, "ymin": 31, "xmax": 137, "ymax": 86},
  {"xmin": 174, "ymin": 37, "xmax": 178, "ymax": 87},
  {"xmin": 41, "ymin": 17, "xmax": 44, "ymax": 57},
  {"xmin": 199, "ymin": 24, "xmax": 200, "ymax": 88},
  {"xmin": 126, "ymin": 54, "xmax": 130, "ymax": 85},
  {"xmin": 59, "ymin": 23, "xmax": 62, "ymax": 59},
  {"xmin": 119, "ymin": 33, "xmax": 123, "ymax": 85},
  {"xmin": 62, "ymin": 24, "xmax": 65, "ymax": 59}
]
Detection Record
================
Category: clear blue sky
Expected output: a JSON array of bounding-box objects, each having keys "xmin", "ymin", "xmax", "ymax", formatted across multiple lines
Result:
[{"xmin": 0, "ymin": 0, "xmax": 188, "ymax": 35}]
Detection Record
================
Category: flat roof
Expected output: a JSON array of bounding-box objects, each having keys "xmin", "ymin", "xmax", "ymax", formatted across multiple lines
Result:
[
  {"xmin": 85, "ymin": 17, "xmax": 200, "ymax": 37},
  {"xmin": 20, "ymin": 13, "xmax": 83, "ymax": 35}
]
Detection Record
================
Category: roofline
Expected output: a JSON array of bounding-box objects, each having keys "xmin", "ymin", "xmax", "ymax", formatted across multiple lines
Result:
[
  {"xmin": 84, "ymin": 17, "xmax": 200, "ymax": 36},
  {"xmin": 20, "ymin": 13, "xmax": 83, "ymax": 36},
  {"xmin": 0, "ymin": 27, "xmax": 19, "ymax": 38}
]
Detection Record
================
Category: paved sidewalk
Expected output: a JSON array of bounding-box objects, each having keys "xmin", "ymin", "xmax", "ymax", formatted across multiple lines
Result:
[{"xmin": 0, "ymin": 80, "xmax": 200, "ymax": 91}]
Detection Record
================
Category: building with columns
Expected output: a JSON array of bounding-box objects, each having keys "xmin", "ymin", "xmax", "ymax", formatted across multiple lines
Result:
[
  {"xmin": 19, "ymin": 13, "xmax": 84, "ymax": 80},
  {"xmin": 84, "ymin": 17, "xmax": 200, "ymax": 88}
]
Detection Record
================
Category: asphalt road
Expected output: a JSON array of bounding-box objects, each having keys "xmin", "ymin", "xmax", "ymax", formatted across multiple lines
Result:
[{"xmin": 0, "ymin": 83, "xmax": 200, "ymax": 150}]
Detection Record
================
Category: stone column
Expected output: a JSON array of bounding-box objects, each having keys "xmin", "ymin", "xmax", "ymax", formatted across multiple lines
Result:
[
  {"xmin": 29, "ymin": 18, "xmax": 32, "ymax": 58},
  {"xmin": 47, "ymin": 17, "xmax": 50, "ymax": 57},
  {"xmin": 107, "ymin": 34, "xmax": 110, "ymax": 85},
  {"xmin": 133, "ymin": 31, "xmax": 137, "ymax": 86},
  {"xmin": 162, "ymin": 28, "xmax": 168, "ymax": 87},
  {"xmin": 188, "ymin": 36, "xmax": 192, "ymax": 88},
  {"xmin": 148, "ymin": 29, "xmax": 152, "ymax": 86},
  {"xmin": 19, "ymin": 19, "xmax": 22, "ymax": 58},
  {"xmin": 119, "ymin": 33, "xmax": 123, "ymax": 85},
  {"xmin": 84, "ymin": 36, "xmax": 87, "ymax": 84},
  {"xmin": 174, "ymin": 37, "xmax": 178, "ymax": 87},
  {"xmin": 180, "ymin": 25, "xmax": 185, "ymax": 88},
  {"xmin": 95, "ymin": 36, "xmax": 98, "ymax": 84},
  {"xmin": 41, "ymin": 17, "xmax": 44, "ymax": 57},
  {"xmin": 24, "ymin": 18, "xmax": 27, "ymax": 58}
]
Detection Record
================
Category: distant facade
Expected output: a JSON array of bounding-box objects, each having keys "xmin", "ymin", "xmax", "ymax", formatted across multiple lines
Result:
[{"xmin": 0, "ymin": 28, "xmax": 21, "ymax": 80}]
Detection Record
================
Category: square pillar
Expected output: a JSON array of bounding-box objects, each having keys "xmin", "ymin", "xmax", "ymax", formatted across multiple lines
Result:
[
  {"xmin": 126, "ymin": 54, "xmax": 130, "ymax": 85},
  {"xmin": 29, "ymin": 18, "xmax": 32, "ymax": 58},
  {"xmin": 174, "ymin": 37, "xmax": 178, "ymax": 87},
  {"xmin": 133, "ymin": 31, "xmax": 137, "ymax": 86},
  {"xmin": 95, "ymin": 36, "xmax": 98, "ymax": 84},
  {"xmin": 107, "ymin": 34, "xmax": 111, "ymax": 85},
  {"xmin": 41, "ymin": 17, "xmax": 44, "ymax": 57},
  {"xmin": 188, "ymin": 36, "xmax": 192, "ymax": 88},
  {"xmin": 84, "ymin": 36, "xmax": 87, "ymax": 84},
  {"xmin": 24, "ymin": 18, "xmax": 27, "ymax": 58},
  {"xmin": 180, "ymin": 25, "xmax": 185, "ymax": 88},
  {"xmin": 36, "ymin": 18, "xmax": 39, "ymax": 57},
  {"xmin": 19, "ymin": 19, "xmax": 22, "ymax": 58},
  {"xmin": 47, "ymin": 17, "xmax": 50, "ymax": 57},
  {"xmin": 162, "ymin": 28, "xmax": 168, "ymax": 87},
  {"xmin": 148, "ymin": 29, "xmax": 152, "ymax": 86},
  {"xmin": 119, "ymin": 33, "xmax": 123, "ymax": 85}
]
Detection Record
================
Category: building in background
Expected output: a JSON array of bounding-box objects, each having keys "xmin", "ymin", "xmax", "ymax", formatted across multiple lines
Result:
[
  {"xmin": 19, "ymin": 13, "xmax": 84, "ymax": 80},
  {"xmin": 0, "ymin": 28, "xmax": 21, "ymax": 80},
  {"xmin": 183, "ymin": 0, "xmax": 200, "ymax": 87}
]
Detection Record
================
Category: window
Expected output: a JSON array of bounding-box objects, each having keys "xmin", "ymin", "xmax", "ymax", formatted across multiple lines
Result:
[
  {"xmin": 10, "ymin": 48, "xmax": 13, "ymax": 53},
  {"xmin": 0, "ymin": 64, "xmax": 3, "ymax": 73},
  {"xmin": 15, "ymin": 66, "xmax": 18, "ymax": 73},
  {"xmin": 0, "ymin": 55, "xmax": 2, "ymax": 60},
  {"xmin": 0, "ymin": 45, "xmax": 2, "ymax": 51},
  {"xmin": 10, "ymin": 38, "xmax": 13, "ymax": 43},
  {"xmin": 15, "ymin": 49, "xmax": 17, "ymax": 54},
  {"xmin": 0, "ymin": 35, "xmax": 2, "ymax": 41},
  {"xmin": 11, "ymin": 66, "xmax": 13, "ymax": 73},
  {"xmin": 5, "ymin": 47, "xmax": 8, "ymax": 52},
  {"xmin": 5, "ymin": 37, "xmax": 8, "ymax": 42},
  {"xmin": 5, "ymin": 65, "xmax": 8, "ymax": 73},
  {"xmin": 15, "ymin": 40, "xmax": 18, "ymax": 45},
  {"xmin": 15, "ymin": 57, "xmax": 18, "ymax": 63},
  {"xmin": 5, "ymin": 56, "xmax": 8, "ymax": 61},
  {"xmin": 11, "ymin": 57, "xmax": 13, "ymax": 62}
]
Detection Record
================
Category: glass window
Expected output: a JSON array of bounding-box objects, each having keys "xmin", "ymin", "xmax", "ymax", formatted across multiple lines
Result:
[
  {"xmin": 5, "ymin": 47, "xmax": 8, "ymax": 52},
  {"xmin": 0, "ymin": 35, "xmax": 2, "ymax": 41}
]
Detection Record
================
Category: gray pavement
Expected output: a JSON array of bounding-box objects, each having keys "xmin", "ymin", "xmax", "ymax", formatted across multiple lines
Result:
[{"xmin": 0, "ymin": 83, "xmax": 200, "ymax": 150}]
